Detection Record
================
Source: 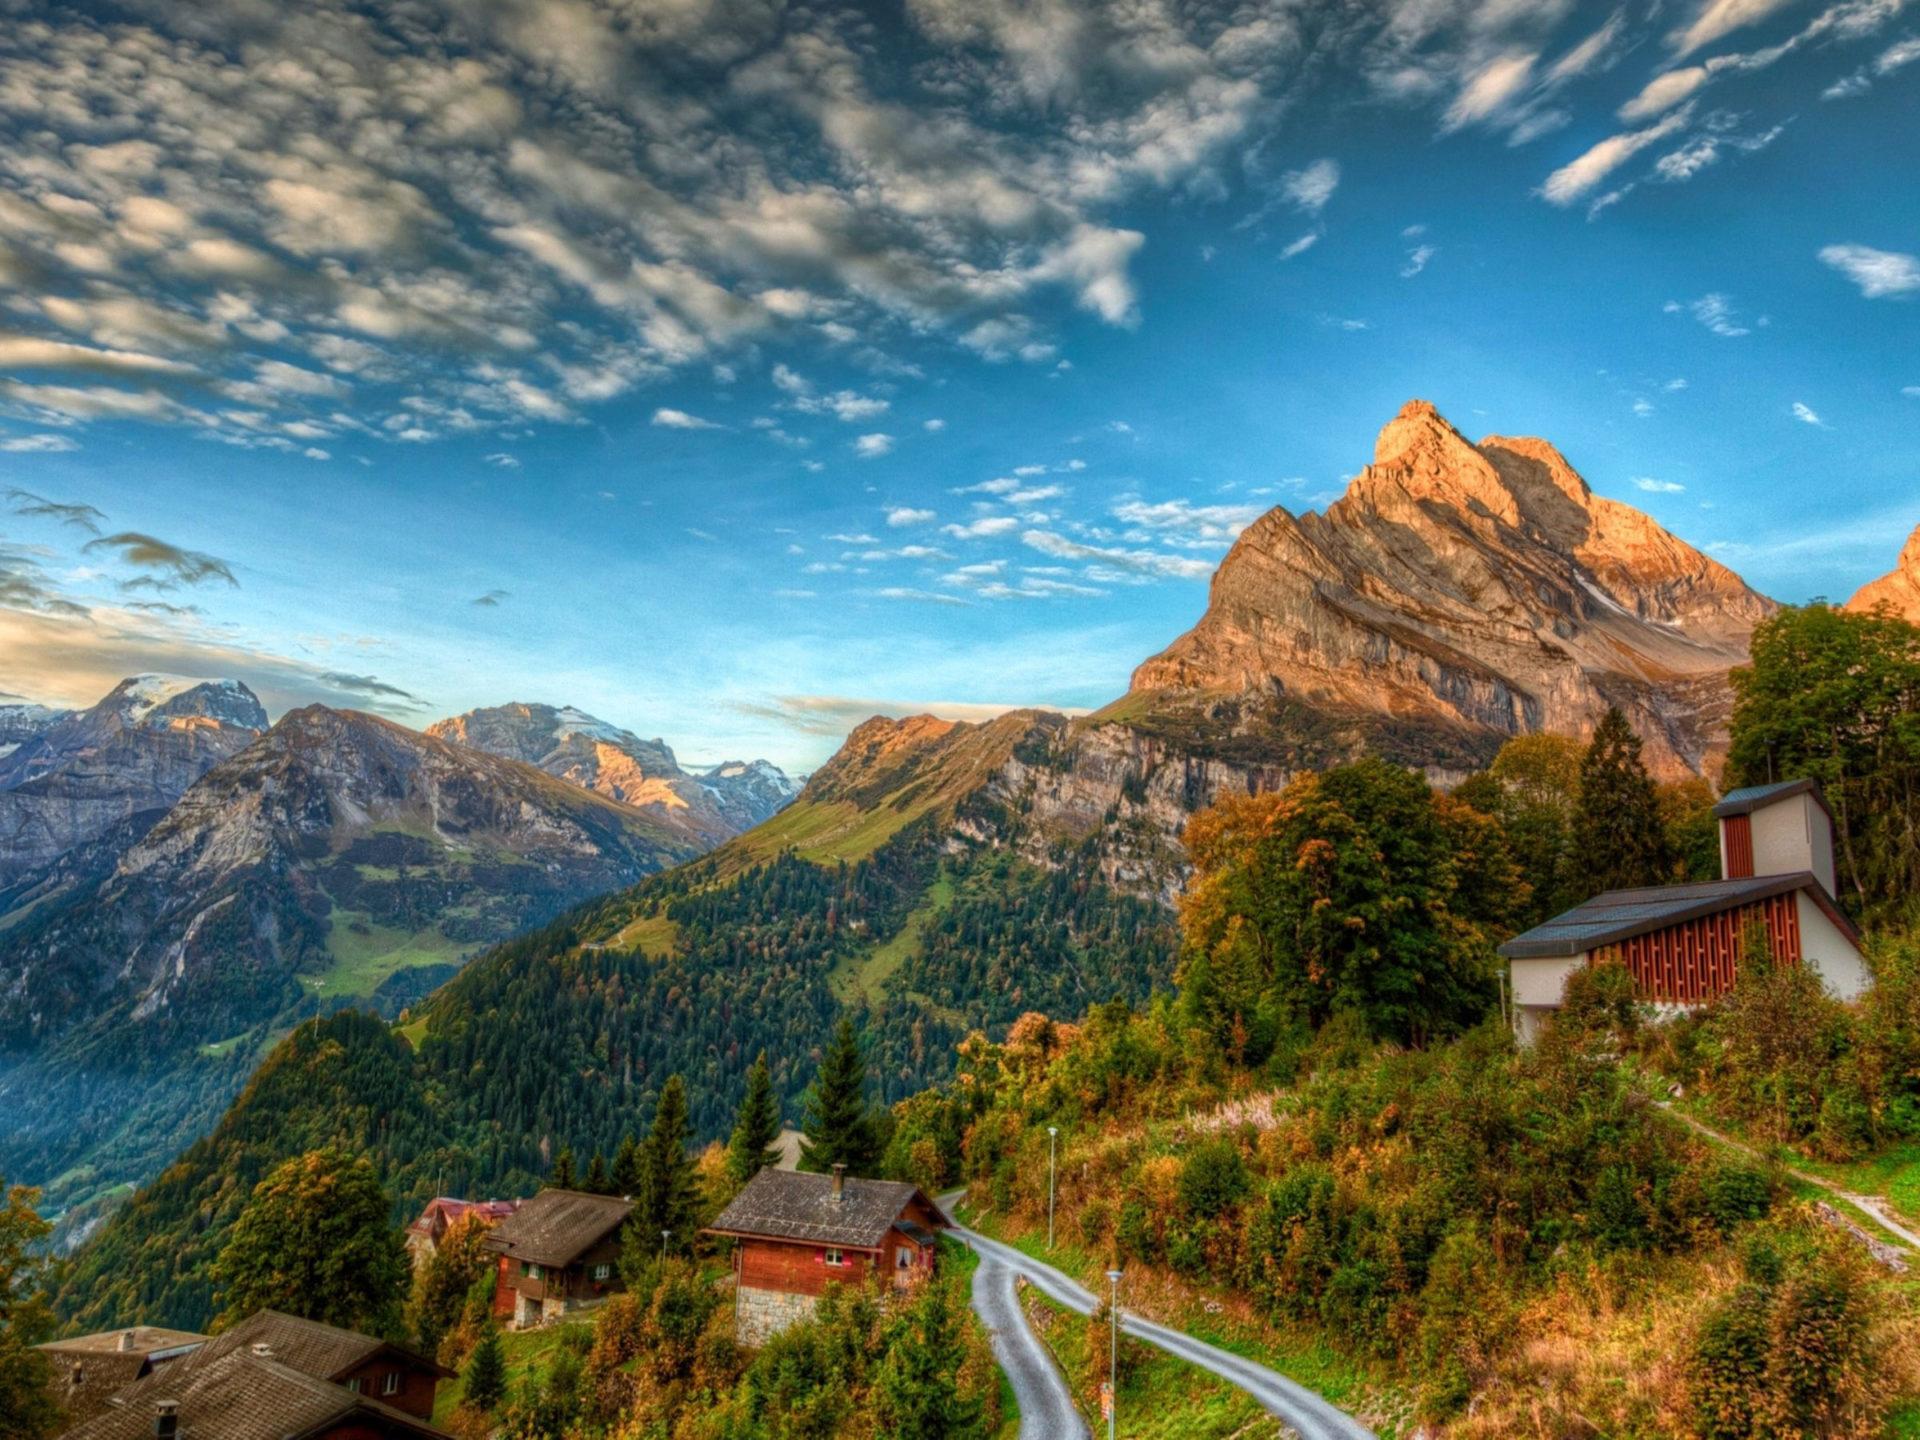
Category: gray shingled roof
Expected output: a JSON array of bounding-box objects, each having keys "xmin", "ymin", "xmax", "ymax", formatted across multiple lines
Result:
[
  {"xmin": 1713, "ymin": 778, "xmax": 1831, "ymax": 820},
  {"xmin": 58, "ymin": 1350, "xmax": 447, "ymax": 1440},
  {"xmin": 1499, "ymin": 872, "xmax": 1833, "ymax": 959},
  {"xmin": 706, "ymin": 1169, "xmax": 947, "ymax": 1250},
  {"xmin": 485, "ymin": 1188, "xmax": 633, "ymax": 1267}
]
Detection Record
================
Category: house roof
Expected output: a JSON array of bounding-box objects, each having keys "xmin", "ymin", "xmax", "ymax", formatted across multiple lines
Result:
[
  {"xmin": 1713, "ymin": 778, "xmax": 1833, "ymax": 822},
  {"xmin": 40, "ymin": 1327, "xmax": 206, "ymax": 1360},
  {"xmin": 485, "ymin": 1188, "xmax": 633, "ymax": 1268},
  {"xmin": 1499, "ymin": 871, "xmax": 1860, "ymax": 960},
  {"xmin": 706, "ymin": 1169, "xmax": 948, "ymax": 1250},
  {"xmin": 408, "ymin": 1196, "xmax": 519, "ymax": 1236},
  {"xmin": 60, "ymin": 1349, "xmax": 449, "ymax": 1440},
  {"xmin": 37, "ymin": 1350, "xmax": 154, "ymax": 1427},
  {"xmin": 174, "ymin": 1309, "xmax": 450, "ymax": 1383}
]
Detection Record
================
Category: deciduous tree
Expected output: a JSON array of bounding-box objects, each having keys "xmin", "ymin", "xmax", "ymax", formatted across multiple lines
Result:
[{"xmin": 0, "ymin": 1181, "xmax": 58, "ymax": 1440}]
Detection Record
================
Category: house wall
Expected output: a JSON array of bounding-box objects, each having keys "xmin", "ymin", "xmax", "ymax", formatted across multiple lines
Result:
[
  {"xmin": 1510, "ymin": 955, "xmax": 1584, "ymax": 1009},
  {"xmin": 737, "ymin": 1285, "xmax": 820, "ymax": 1346},
  {"xmin": 739, "ymin": 1238, "xmax": 876, "ymax": 1297},
  {"xmin": 1797, "ymin": 891, "xmax": 1870, "ymax": 1001},
  {"xmin": 1750, "ymin": 793, "xmax": 1836, "ymax": 893},
  {"xmin": 337, "ymin": 1357, "xmax": 438, "ymax": 1420}
]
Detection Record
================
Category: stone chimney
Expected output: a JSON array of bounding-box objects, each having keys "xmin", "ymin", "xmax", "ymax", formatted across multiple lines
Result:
[
  {"xmin": 118, "ymin": 1329, "xmax": 136, "ymax": 1352},
  {"xmin": 832, "ymin": 1163, "xmax": 846, "ymax": 1202},
  {"xmin": 153, "ymin": 1400, "xmax": 179, "ymax": 1440}
]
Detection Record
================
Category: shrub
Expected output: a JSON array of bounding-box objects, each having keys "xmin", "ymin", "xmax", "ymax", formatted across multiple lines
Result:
[
  {"xmin": 1700, "ymin": 1160, "xmax": 1776, "ymax": 1235},
  {"xmin": 1176, "ymin": 1139, "xmax": 1250, "ymax": 1220}
]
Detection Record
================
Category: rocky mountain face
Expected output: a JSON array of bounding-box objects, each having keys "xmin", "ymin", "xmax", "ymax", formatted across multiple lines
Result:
[
  {"xmin": 0, "ymin": 704, "xmax": 700, "ymax": 1221},
  {"xmin": 0, "ymin": 676, "xmax": 267, "ymax": 883},
  {"xmin": 1128, "ymin": 400, "xmax": 1774, "ymax": 779},
  {"xmin": 1846, "ymin": 524, "xmax": 1920, "ymax": 622},
  {"xmin": 0, "ymin": 702, "xmax": 69, "ymax": 759},
  {"xmin": 427, "ymin": 702, "xmax": 796, "ymax": 848}
]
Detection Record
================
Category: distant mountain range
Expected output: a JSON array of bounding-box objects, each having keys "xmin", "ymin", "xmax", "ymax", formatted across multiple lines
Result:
[
  {"xmin": 0, "ymin": 688, "xmax": 793, "ymax": 1241},
  {"xmin": 40, "ymin": 399, "xmax": 1920, "ymax": 1331},
  {"xmin": 1848, "ymin": 522, "xmax": 1920, "ymax": 622}
]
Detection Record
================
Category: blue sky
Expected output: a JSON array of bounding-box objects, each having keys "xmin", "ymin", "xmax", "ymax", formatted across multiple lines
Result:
[{"xmin": 0, "ymin": 0, "xmax": 1915, "ymax": 771}]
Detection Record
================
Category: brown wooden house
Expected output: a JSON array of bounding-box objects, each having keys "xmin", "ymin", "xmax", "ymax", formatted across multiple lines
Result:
[
  {"xmin": 55, "ymin": 1311, "xmax": 453, "ymax": 1440},
  {"xmin": 705, "ymin": 1165, "xmax": 949, "ymax": 1344},
  {"xmin": 485, "ymin": 1188, "xmax": 634, "ymax": 1329},
  {"xmin": 404, "ymin": 1196, "xmax": 520, "ymax": 1268}
]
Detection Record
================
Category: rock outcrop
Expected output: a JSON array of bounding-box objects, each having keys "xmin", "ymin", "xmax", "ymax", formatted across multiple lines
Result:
[
  {"xmin": 1845, "ymin": 524, "xmax": 1920, "ymax": 623},
  {"xmin": 428, "ymin": 702, "xmax": 795, "ymax": 847},
  {"xmin": 0, "ymin": 677, "xmax": 267, "ymax": 882},
  {"xmin": 1128, "ymin": 400, "xmax": 1775, "ymax": 777}
]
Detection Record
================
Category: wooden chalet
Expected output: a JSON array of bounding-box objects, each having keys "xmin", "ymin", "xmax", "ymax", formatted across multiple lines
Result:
[
  {"xmin": 706, "ymin": 1164, "xmax": 949, "ymax": 1345},
  {"xmin": 404, "ymin": 1196, "xmax": 521, "ymax": 1268},
  {"xmin": 1502, "ymin": 779, "xmax": 1870, "ymax": 1041},
  {"xmin": 485, "ymin": 1188, "xmax": 634, "ymax": 1329},
  {"xmin": 54, "ymin": 1310, "xmax": 453, "ymax": 1440},
  {"xmin": 36, "ymin": 1327, "xmax": 206, "ymax": 1426}
]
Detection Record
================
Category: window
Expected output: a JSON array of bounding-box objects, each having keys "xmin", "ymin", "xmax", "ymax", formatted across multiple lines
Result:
[
  {"xmin": 897, "ymin": 1248, "xmax": 913, "ymax": 1269},
  {"xmin": 382, "ymin": 1372, "xmax": 403, "ymax": 1397},
  {"xmin": 345, "ymin": 1379, "xmax": 361, "ymax": 1394},
  {"xmin": 824, "ymin": 1248, "xmax": 844, "ymax": 1267},
  {"xmin": 592, "ymin": 1264, "xmax": 611, "ymax": 1282},
  {"xmin": 522, "ymin": 1262, "xmax": 541, "ymax": 1281}
]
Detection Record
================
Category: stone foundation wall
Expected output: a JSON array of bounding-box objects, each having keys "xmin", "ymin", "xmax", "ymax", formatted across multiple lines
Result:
[{"xmin": 737, "ymin": 1284, "xmax": 819, "ymax": 1346}]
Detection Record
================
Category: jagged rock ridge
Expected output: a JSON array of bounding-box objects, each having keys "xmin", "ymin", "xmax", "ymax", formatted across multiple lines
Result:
[
  {"xmin": 1128, "ymin": 400, "xmax": 1775, "ymax": 777},
  {"xmin": 427, "ymin": 701, "xmax": 796, "ymax": 847},
  {"xmin": 1845, "ymin": 523, "xmax": 1920, "ymax": 623},
  {"xmin": 0, "ymin": 676, "xmax": 267, "ymax": 882}
]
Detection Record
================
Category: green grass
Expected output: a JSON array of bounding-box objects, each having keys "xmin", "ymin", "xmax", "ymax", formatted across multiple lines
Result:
[
  {"xmin": 731, "ymin": 795, "xmax": 928, "ymax": 866},
  {"xmin": 395, "ymin": 1015, "xmax": 431, "ymax": 1049},
  {"xmin": 433, "ymin": 1320, "xmax": 593, "ymax": 1423},
  {"xmin": 1889, "ymin": 1399, "xmax": 1920, "ymax": 1438},
  {"xmin": 306, "ymin": 907, "xmax": 465, "ymax": 999},
  {"xmin": 1785, "ymin": 1139, "xmax": 1920, "ymax": 1225},
  {"xmin": 602, "ymin": 913, "xmax": 679, "ymax": 958},
  {"xmin": 829, "ymin": 872, "xmax": 955, "ymax": 1001},
  {"xmin": 198, "ymin": 1031, "xmax": 255, "ymax": 1058},
  {"xmin": 1023, "ymin": 1287, "xmax": 1280, "ymax": 1439}
]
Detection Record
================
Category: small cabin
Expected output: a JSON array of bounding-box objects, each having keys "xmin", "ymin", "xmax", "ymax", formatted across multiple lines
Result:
[
  {"xmin": 485, "ymin": 1188, "xmax": 634, "ymax": 1329},
  {"xmin": 404, "ymin": 1196, "xmax": 521, "ymax": 1268},
  {"xmin": 705, "ymin": 1165, "xmax": 949, "ymax": 1345},
  {"xmin": 1501, "ymin": 779, "xmax": 1869, "ymax": 1042}
]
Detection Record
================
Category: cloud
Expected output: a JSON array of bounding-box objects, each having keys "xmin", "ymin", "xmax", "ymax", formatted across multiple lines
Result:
[
  {"xmin": 472, "ymin": 589, "xmax": 510, "ymax": 606},
  {"xmin": 1791, "ymin": 401, "xmax": 1827, "ymax": 427},
  {"xmin": 1280, "ymin": 232, "xmax": 1320, "ymax": 259},
  {"xmin": 0, "ymin": 333, "xmax": 196, "ymax": 378},
  {"xmin": 1281, "ymin": 159, "xmax": 1341, "ymax": 215},
  {"xmin": 875, "ymin": 587, "xmax": 969, "ymax": 606},
  {"xmin": 1819, "ymin": 244, "xmax": 1920, "ymax": 298},
  {"xmin": 1667, "ymin": 293, "xmax": 1754, "ymax": 337},
  {"xmin": 1400, "ymin": 244, "xmax": 1438, "ymax": 278},
  {"xmin": 1020, "ymin": 530, "xmax": 1215, "ymax": 579},
  {"xmin": 1633, "ymin": 476, "xmax": 1687, "ymax": 493},
  {"xmin": 84, "ymin": 532, "xmax": 237, "ymax": 587},
  {"xmin": 652, "ymin": 408, "xmax": 721, "ymax": 430},
  {"xmin": 484, "ymin": 452, "xmax": 521, "ymax": 468},
  {"xmin": 316, "ymin": 671, "xmax": 426, "ymax": 707},
  {"xmin": 923, "ymin": 418, "xmax": 947, "ymax": 433},
  {"xmin": 1110, "ymin": 499, "xmax": 1262, "ymax": 547},
  {"xmin": 8, "ymin": 488, "xmax": 105, "ymax": 532},
  {"xmin": 1540, "ymin": 106, "xmax": 1695, "ymax": 205},
  {"xmin": 942, "ymin": 516, "xmax": 1020, "ymax": 539},
  {"xmin": 1670, "ymin": 0, "xmax": 1798, "ymax": 57},
  {"xmin": 733, "ymin": 693, "xmax": 1077, "ymax": 739},
  {"xmin": 0, "ymin": 434, "xmax": 81, "ymax": 454},
  {"xmin": 886, "ymin": 507, "xmax": 935, "ymax": 527},
  {"xmin": 1444, "ymin": 52, "xmax": 1537, "ymax": 131},
  {"xmin": 854, "ymin": 433, "xmax": 895, "ymax": 459}
]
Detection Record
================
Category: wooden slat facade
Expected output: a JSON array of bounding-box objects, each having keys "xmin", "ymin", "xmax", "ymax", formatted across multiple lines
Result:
[
  {"xmin": 1723, "ymin": 814, "xmax": 1755, "ymax": 878},
  {"xmin": 1593, "ymin": 894, "xmax": 1800, "ymax": 1003}
]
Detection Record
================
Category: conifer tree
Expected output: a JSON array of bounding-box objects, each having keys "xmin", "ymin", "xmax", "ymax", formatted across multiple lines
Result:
[
  {"xmin": 727, "ymin": 1051, "xmax": 783, "ymax": 1185},
  {"xmin": 874, "ymin": 1275, "xmax": 982, "ymax": 1438},
  {"xmin": 1576, "ymin": 707, "xmax": 1674, "ymax": 892},
  {"xmin": 633, "ymin": 1076, "xmax": 701, "ymax": 1255},
  {"xmin": 463, "ymin": 1325, "xmax": 506, "ymax": 1413},
  {"xmin": 611, "ymin": 1134, "xmax": 641, "ymax": 1196},
  {"xmin": 549, "ymin": 1145, "xmax": 576, "ymax": 1190},
  {"xmin": 800, "ymin": 1017, "xmax": 879, "ymax": 1175},
  {"xmin": 584, "ymin": 1151, "xmax": 611, "ymax": 1195}
]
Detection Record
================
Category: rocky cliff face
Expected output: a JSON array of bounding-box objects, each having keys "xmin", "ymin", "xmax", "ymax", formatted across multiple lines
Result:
[
  {"xmin": 1129, "ymin": 400, "xmax": 1775, "ymax": 778},
  {"xmin": 0, "ymin": 703, "xmax": 68, "ymax": 759},
  {"xmin": 1846, "ymin": 524, "xmax": 1920, "ymax": 623},
  {"xmin": 428, "ymin": 702, "xmax": 795, "ymax": 848},
  {"xmin": 0, "ymin": 677, "xmax": 266, "ymax": 883}
]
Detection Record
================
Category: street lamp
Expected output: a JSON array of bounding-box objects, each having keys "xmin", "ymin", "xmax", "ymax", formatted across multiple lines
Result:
[
  {"xmin": 1106, "ymin": 1268, "xmax": 1123, "ymax": 1440},
  {"xmin": 660, "ymin": 1228, "xmax": 671, "ymax": 1264},
  {"xmin": 1047, "ymin": 1126, "xmax": 1058, "ymax": 1250}
]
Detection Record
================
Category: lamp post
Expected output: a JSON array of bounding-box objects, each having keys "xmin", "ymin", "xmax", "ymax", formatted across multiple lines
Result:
[
  {"xmin": 1047, "ymin": 1126, "xmax": 1058, "ymax": 1250},
  {"xmin": 1106, "ymin": 1268, "xmax": 1123, "ymax": 1440},
  {"xmin": 660, "ymin": 1228, "xmax": 671, "ymax": 1264}
]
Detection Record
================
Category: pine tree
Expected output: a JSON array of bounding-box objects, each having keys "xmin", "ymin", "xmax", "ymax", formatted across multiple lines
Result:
[
  {"xmin": 726, "ymin": 1051, "xmax": 782, "ymax": 1186},
  {"xmin": 550, "ymin": 1145, "xmax": 576, "ymax": 1190},
  {"xmin": 463, "ymin": 1325, "xmax": 507, "ymax": 1413},
  {"xmin": 1577, "ymin": 707, "xmax": 1674, "ymax": 892},
  {"xmin": 632, "ymin": 1077, "xmax": 701, "ymax": 1256},
  {"xmin": 584, "ymin": 1151, "xmax": 611, "ymax": 1195},
  {"xmin": 874, "ymin": 1275, "xmax": 983, "ymax": 1439},
  {"xmin": 611, "ymin": 1134, "xmax": 641, "ymax": 1196},
  {"xmin": 800, "ymin": 1017, "xmax": 880, "ymax": 1175}
]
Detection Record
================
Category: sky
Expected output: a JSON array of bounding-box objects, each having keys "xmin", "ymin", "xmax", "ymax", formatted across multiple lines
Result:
[{"xmin": 0, "ymin": 0, "xmax": 1915, "ymax": 772}]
